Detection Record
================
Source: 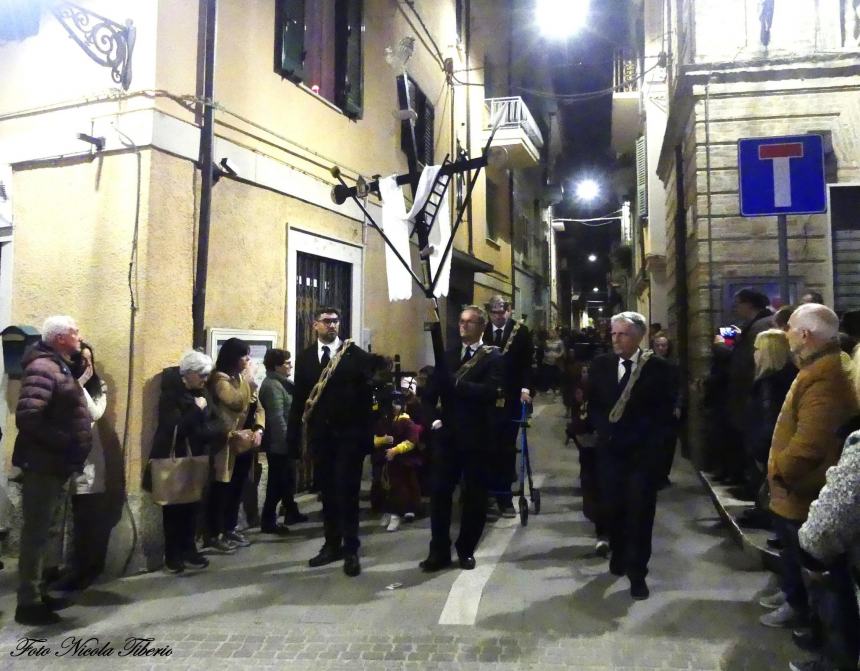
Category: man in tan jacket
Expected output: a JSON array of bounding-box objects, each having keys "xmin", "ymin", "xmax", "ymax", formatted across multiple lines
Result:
[{"xmin": 760, "ymin": 304, "xmax": 858, "ymax": 629}]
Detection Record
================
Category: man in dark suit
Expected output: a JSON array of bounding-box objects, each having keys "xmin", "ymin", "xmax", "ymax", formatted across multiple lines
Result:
[
  {"xmin": 420, "ymin": 305, "xmax": 504, "ymax": 572},
  {"xmin": 483, "ymin": 295, "xmax": 533, "ymax": 517},
  {"xmin": 588, "ymin": 311, "xmax": 676, "ymax": 600},
  {"xmin": 287, "ymin": 306, "xmax": 373, "ymax": 577}
]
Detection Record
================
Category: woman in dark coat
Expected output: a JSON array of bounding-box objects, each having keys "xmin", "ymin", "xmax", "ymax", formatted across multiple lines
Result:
[{"xmin": 151, "ymin": 350, "xmax": 221, "ymax": 573}]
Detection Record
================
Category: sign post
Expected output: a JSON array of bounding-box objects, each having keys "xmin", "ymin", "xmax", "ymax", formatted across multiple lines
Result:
[{"xmin": 738, "ymin": 134, "xmax": 827, "ymax": 305}]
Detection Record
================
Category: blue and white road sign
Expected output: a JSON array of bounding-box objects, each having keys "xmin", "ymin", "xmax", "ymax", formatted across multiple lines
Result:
[{"xmin": 738, "ymin": 134, "xmax": 827, "ymax": 217}]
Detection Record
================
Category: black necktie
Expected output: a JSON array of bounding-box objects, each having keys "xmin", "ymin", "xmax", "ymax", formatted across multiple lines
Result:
[
  {"xmin": 320, "ymin": 345, "xmax": 330, "ymax": 367},
  {"xmin": 494, "ymin": 329, "xmax": 503, "ymax": 347},
  {"xmin": 461, "ymin": 346, "xmax": 473, "ymax": 364},
  {"xmin": 619, "ymin": 359, "xmax": 633, "ymax": 390}
]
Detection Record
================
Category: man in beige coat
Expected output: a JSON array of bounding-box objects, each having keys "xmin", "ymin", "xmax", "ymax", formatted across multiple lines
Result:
[{"xmin": 760, "ymin": 304, "xmax": 858, "ymax": 629}]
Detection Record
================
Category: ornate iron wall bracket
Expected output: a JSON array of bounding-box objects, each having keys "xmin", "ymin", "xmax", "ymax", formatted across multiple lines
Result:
[{"xmin": 50, "ymin": 2, "xmax": 135, "ymax": 90}]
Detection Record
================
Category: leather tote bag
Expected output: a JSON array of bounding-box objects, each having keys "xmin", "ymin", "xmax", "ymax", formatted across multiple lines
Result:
[{"xmin": 149, "ymin": 426, "xmax": 209, "ymax": 506}]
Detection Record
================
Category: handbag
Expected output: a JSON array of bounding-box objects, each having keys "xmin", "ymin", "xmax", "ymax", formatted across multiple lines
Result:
[{"xmin": 149, "ymin": 426, "xmax": 209, "ymax": 506}]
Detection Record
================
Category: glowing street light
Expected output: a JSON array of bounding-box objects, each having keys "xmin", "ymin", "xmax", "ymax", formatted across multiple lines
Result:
[
  {"xmin": 536, "ymin": 0, "xmax": 590, "ymax": 39},
  {"xmin": 575, "ymin": 178, "xmax": 600, "ymax": 203},
  {"xmin": 592, "ymin": 287, "xmax": 599, "ymax": 293},
  {"xmin": 588, "ymin": 253, "xmax": 597, "ymax": 262}
]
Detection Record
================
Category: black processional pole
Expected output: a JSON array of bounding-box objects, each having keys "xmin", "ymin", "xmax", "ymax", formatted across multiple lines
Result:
[{"xmin": 329, "ymin": 110, "xmax": 504, "ymax": 403}]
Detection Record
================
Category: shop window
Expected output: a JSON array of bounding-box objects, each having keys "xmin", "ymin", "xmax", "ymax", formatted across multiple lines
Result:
[{"xmin": 275, "ymin": 0, "xmax": 364, "ymax": 119}]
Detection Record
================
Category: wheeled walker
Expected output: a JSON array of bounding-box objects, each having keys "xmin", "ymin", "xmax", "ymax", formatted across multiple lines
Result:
[{"xmin": 513, "ymin": 401, "xmax": 540, "ymax": 526}]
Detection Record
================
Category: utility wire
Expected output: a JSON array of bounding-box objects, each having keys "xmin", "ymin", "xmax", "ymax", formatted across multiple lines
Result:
[
  {"xmin": 515, "ymin": 60, "xmax": 663, "ymax": 102},
  {"xmin": 401, "ymin": 1, "xmax": 447, "ymax": 71}
]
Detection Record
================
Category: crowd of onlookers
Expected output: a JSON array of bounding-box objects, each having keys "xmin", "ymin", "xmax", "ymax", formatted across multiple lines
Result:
[{"xmin": 703, "ymin": 289, "xmax": 860, "ymax": 671}]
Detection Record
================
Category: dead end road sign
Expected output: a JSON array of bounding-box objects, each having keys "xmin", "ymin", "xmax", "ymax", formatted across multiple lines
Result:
[{"xmin": 738, "ymin": 134, "xmax": 827, "ymax": 217}]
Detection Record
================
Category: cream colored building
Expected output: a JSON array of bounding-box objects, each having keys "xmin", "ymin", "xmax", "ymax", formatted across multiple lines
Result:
[
  {"xmin": 0, "ymin": 0, "xmax": 554, "ymax": 569},
  {"xmin": 648, "ymin": 0, "xmax": 860, "ymax": 464}
]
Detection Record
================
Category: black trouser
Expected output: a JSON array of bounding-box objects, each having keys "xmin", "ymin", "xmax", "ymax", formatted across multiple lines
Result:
[
  {"xmin": 162, "ymin": 502, "xmax": 198, "ymax": 563},
  {"xmin": 771, "ymin": 513, "xmax": 809, "ymax": 614},
  {"xmin": 68, "ymin": 493, "xmax": 109, "ymax": 581},
  {"xmin": 659, "ymin": 429, "xmax": 677, "ymax": 482},
  {"xmin": 207, "ymin": 451, "xmax": 255, "ymax": 536},
  {"xmin": 310, "ymin": 430, "xmax": 366, "ymax": 554},
  {"xmin": 491, "ymin": 408, "xmax": 519, "ymax": 508},
  {"xmin": 429, "ymin": 442, "xmax": 489, "ymax": 559},
  {"xmin": 597, "ymin": 448, "xmax": 658, "ymax": 580},
  {"xmin": 807, "ymin": 557, "xmax": 860, "ymax": 670},
  {"xmin": 262, "ymin": 453, "xmax": 298, "ymax": 527},
  {"xmin": 577, "ymin": 444, "xmax": 605, "ymax": 538}
]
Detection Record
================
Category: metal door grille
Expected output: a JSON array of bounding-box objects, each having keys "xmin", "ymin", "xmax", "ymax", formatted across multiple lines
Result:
[{"xmin": 295, "ymin": 251, "xmax": 353, "ymax": 350}]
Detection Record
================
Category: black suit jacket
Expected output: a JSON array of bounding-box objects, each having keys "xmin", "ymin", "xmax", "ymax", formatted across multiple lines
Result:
[
  {"xmin": 423, "ymin": 344, "xmax": 504, "ymax": 452},
  {"xmin": 484, "ymin": 319, "xmax": 534, "ymax": 402},
  {"xmin": 286, "ymin": 341, "xmax": 374, "ymax": 452},
  {"xmin": 587, "ymin": 351, "xmax": 676, "ymax": 456}
]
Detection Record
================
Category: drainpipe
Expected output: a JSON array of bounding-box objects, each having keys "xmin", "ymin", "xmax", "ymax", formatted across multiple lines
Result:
[
  {"xmin": 465, "ymin": 0, "xmax": 473, "ymax": 255},
  {"xmin": 192, "ymin": 0, "xmax": 217, "ymax": 349}
]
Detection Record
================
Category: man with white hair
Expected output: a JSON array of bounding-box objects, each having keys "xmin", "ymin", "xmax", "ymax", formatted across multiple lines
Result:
[
  {"xmin": 13, "ymin": 315, "xmax": 93, "ymax": 625},
  {"xmin": 586, "ymin": 311, "xmax": 677, "ymax": 600},
  {"xmin": 760, "ymin": 303, "xmax": 858, "ymax": 630}
]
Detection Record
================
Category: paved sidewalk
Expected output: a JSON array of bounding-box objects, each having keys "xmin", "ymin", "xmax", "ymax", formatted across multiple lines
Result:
[{"xmin": 0, "ymin": 398, "xmax": 800, "ymax": 670}]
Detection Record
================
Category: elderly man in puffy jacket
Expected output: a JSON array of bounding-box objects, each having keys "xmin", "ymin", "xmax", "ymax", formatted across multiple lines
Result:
[
  {"xmin": 760, "ymin": 304, "xmax": 858, "ymax": 632},
  {"xmin": 13, "ymin": 316, "xmax": 92, "ymax": 626}
]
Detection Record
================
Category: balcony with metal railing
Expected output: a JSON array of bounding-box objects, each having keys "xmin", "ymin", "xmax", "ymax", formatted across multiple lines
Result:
[{"xmin": 483, "ymin": 97, "xmax": 544, "ymax": 168}]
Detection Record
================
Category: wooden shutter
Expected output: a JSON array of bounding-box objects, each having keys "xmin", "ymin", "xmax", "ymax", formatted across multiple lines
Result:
[
  {"xmin": 276, "ymin": 0, "xmax": 306, "ymax": 82},
  {"xmin": 335, "ymin": 0, "xmax": 363, "ymax": 119},
  {"xmin": 635, "ymin": 135, "xmax": 648, "ymax": 218},
  {"xmin": 421, "ymin": 97, "xmax": 435, "ymax": 167}
]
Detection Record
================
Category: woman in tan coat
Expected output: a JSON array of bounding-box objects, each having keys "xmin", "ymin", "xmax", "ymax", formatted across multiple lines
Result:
[{"xmin": 204, "ymin": 338, "xmax": 265, "ymax": 553}]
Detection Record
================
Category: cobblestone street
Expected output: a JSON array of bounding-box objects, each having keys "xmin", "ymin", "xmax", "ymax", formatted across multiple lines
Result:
[{"xmin": 0, "ymin": 398, "xmax": 799, "ymax": 670}]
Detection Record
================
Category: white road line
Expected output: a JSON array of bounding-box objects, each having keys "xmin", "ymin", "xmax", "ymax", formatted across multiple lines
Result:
[{"xmin": 438, "ymin": 473, "xmax": 546, "ymax": 625}]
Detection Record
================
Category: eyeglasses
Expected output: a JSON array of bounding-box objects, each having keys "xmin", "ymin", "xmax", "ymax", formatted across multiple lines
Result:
[{"xmin": 459, "ymin": 319, "xmax": 481, "ymax": 325}]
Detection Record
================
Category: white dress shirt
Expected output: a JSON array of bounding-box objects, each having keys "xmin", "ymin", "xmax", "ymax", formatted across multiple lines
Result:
[
  {"xmin": 317, "ymin": 337, "xmax": 342, "ymax": 364},
  {"xmin": 461, "ymin": 339, "xmax": 483, "ymax": 360},
  {"xmin": 617, "ymin": 348, "xmax": 642, "ymax": 382}
]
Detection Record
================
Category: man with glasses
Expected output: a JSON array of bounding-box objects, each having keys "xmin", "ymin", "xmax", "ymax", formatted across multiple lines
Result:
[
  {"xmin": 288, "ymin": 306, "xmax": 373, "ymax": 577},
  {"xmin": 483, "ymin": 295, "xmax": 534, "ymax": 518},
  {"xmin": 420, "ymin": 305, "xmax": 503, "ymax": 572}
]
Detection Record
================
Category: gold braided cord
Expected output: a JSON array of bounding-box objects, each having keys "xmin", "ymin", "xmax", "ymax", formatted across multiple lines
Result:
[
  {"xmin": 454, "ymin": 345, "xmax": 493, "ymax": 385},
  {"xmin": 502, "ymin": 320, "xmax": 523, "ymax": 355},
  {"xmin": 608, "ymin": 350, "xmax": 654, "ymax": 424},
  {"xmin": 302, "ymin": 339, "xmax": 354, "ymax": 425}
]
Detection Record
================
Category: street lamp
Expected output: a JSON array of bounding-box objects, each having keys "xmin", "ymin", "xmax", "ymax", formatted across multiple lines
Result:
[
  {"xmin": 536, "ymin": 0, "xmax": 590, "ymax": 39},
  {"xmin": 587, "ymin": 253, "xmax": 597, "ymax": 262},
  {"xmin": 575, "ymin": 178, "xmax": 600, "ymax": 203},
  {"xmin": 592, "ymin": 287, "xmax": 599, "ymax": 293}
]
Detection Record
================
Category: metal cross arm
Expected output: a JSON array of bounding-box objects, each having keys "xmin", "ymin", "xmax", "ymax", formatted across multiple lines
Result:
[{"xmin": 329, "ymin": 156, "xmax": 488, "ymax": 206}]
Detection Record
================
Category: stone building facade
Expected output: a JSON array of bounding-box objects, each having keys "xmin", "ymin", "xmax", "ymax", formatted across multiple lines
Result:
[{"xmin": 652, "ymin": 0, "xmax": 860, "ymax": 464}]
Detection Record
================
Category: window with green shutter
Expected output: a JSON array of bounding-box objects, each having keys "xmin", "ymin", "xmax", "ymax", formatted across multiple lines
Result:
[
  {"xmin": 397, "ymin": 75, "xmax": 434, "ymax": 170},
  {"xmin": 274, "ymin": 0, "xmax": 364, "ymax": 119}
]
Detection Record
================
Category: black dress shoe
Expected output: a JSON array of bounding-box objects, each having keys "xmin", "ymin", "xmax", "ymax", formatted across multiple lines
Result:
[
  {"xmin": 15, "ymin": 604, "xmax": 61, "ymax": 626},
  {"xmin": 792, "ymin": 627, "xmax": 822, "ymax": 653},
  {"xmin": 630, "ymin": 578, "xmax": 650, "ymax": 600},
  {"xmin": 308, "ymin": 546, "xmax": 343, "ymax": 567},
  {"xmin": 458, "ymin": 555, "xmax": 476, "ymax": 570},
  {"xmin": 419, "ymin": 554, "xmax": 453, "ymax": 572},
  {"xmin": 41, "ymin": 595, "xmax": 72, "ymax": 611},
  {"xmin": 260, "ymin": 523, "xmax": 291, "ymax": 536},
  {"xmin": 284, "ymin": 511, "xmax": 309, "ymax": 525},
  {"xmin": 343, "ymin": 554, "xmax": 361, "ymax": 577},
  {"xmin": 609, "ymin": 559, "xmax": 625, "ymax": 577}
]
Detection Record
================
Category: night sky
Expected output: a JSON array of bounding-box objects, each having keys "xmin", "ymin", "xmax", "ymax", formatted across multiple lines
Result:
[{"xmin": 540, "ymin": 0, "xmax": 633, "ymax": 324}]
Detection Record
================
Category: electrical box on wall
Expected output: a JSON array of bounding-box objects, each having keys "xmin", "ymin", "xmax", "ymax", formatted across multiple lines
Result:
[{"xmin": 1, "ymin": 325, "xmax": 41, "ymax": 379}]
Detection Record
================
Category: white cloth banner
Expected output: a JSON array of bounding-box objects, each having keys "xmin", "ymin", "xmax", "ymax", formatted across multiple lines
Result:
[
  {"xmin": 378, "ymin": 166, "xmax": 451, "ymax": 302},
  {"xmin": 379, "ymin": 176, "xmax": 415, "ymax": 301}
]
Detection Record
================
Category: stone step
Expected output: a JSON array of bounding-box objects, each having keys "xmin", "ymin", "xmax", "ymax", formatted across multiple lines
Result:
[{"xmin": 697, "ymin": 470, "xmax": 781, "ymax": 573}]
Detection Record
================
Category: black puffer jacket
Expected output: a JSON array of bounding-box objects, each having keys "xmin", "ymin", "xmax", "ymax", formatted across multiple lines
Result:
[
  {"xmin": 150, "ymin": 366, "xmax": 221, "ymax": 459},
  {"xmin": 13, "ymin": 341, "xmax": 92, "ymax": 476}
]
